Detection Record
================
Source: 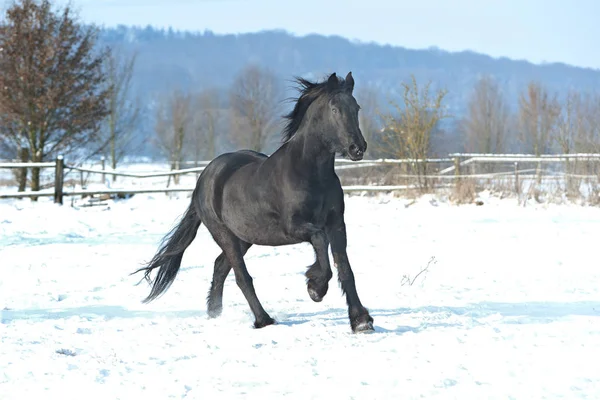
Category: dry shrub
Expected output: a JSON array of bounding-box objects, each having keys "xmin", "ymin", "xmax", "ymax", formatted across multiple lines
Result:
[
  {"xmin": 489, "ymin": 176, "xmax": 515, "ymax": 197},
  {"xmin": 0, "ymin": 177, "xmax": 16, "ymax": 187},
  {"xmin": 547, "ymin": 180, "xmax": 568, "ymax": 205},
  {"xmin": 450, "ymin": 177, "xmax": 476, "ymax": 204},
  {"xmin": 586, "ymin": 179, "xmax": 600, "ymax": 206},
  {"xmin": 401, "ymin": 256, "xmax": 436, "ymax": 287}
]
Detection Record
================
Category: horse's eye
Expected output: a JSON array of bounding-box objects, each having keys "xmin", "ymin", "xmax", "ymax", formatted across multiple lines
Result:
[{"xmin": 332, "ymin": 107, "xmax": 338, "ymax": 114}]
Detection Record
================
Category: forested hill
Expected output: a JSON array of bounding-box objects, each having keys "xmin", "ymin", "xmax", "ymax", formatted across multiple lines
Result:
[
  {"xmin": 95, "ymin": 25, "xmax": 600, "ymax": 158},
  {"xmin": 99, "ymin": 25, "xmax": 600, "ymax": 113}
]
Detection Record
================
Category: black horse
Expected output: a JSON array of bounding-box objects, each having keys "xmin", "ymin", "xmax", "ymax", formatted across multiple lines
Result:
[{"xmin": 133, "ymin": 71, "xmax": 374, "ymax": 333}]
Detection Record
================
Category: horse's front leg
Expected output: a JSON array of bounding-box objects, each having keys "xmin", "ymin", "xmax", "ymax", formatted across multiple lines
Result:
[
  {"xmin": 305, "ymin": 232, "xmax": 333, "ymax": 302},
  {"xmin": 285, "ymin": 218, "xmax": 333, "ymax": 303},
  {"xmin": 326, "ymin": 217, "xmax": 374, "ymax": 333}
]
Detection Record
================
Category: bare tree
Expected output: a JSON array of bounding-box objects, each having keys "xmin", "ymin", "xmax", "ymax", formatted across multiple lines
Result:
[
  {"xmin": 554, "ymin": 90, "xmax": 583, "ymax": 155},
  {"xmin": 0, "ymin": 0, "xmax": 111, "ymax": 197},
  {"xmin": 553, "ymin": 90, "xmax": 584, "ymax": 195},
  {"xmin": 189, "ymin": 88, "xmax": 221, "ymax": 164},
  {"xmin": 102, "ymin": 48, "xmax": 140, "ymax": 181},
  {"xmin": 154, "ymin": 89, "xmax": 192, "ymax": 184},
  {"xmin": 518, "ymin": 81, "xmax": 560, "ymax": 156},
  {"xmin": 0, "ymin": 120, "xmax": 28, "ymax": 191},
  {"xmin": 574, "ymin": 92, "xmax": 600, "ymax": 190},
  {"xmin": 229, "ymin": 64, "xmax": 282, "ymax": 153},
  {"xmin": 380, "ymin": 75, "xmax": 450, "ymax": 190},
  {"xmin": 519, "ymin": 81, "xmax": 560, "ymax": 186},
  {"xmin": 355, "ymin": 84, "xmax": 382, "ymax": 159},
  {"xmin": 462, "ymin": 75, "xmax": 509, "ymax": 155},
  {"xmin": 575, "ymin": 92, "xmax": 600, "ymax": 154}
]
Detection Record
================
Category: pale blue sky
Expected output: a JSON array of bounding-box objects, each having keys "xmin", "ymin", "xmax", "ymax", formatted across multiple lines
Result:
[{"xmin": 60, "ymin": 0, "xmax": 599, "ymax": 70}]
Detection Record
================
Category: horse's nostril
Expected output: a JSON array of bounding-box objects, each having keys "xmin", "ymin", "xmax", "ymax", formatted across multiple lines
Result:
[{"xmin": 348, "ymin": 143, "xmax": 364, "ymax": 160}]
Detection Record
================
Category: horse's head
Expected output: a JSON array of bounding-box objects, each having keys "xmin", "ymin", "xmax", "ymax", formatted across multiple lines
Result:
[
  {"xmin": 322, "ymin": 72, "xmax": 367, "ymax": 161},
  {"xmin": 282, "ymin": 71, "xmax": 367, "ymax": 161}
]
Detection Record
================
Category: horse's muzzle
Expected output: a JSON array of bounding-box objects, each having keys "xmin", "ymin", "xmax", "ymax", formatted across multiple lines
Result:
[{"xmin": 348, "ymin": 143, "xmax": 365, "ymax": 161}]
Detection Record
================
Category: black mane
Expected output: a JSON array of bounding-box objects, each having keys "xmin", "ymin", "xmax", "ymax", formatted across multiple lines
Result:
[{"xmin": 281, "ymin": 73, "xmax": 349, "ymax": 142}]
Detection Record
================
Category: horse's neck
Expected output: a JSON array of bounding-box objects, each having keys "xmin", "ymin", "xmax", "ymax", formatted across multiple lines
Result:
[{"xmin": 286, "ymin": 130, "xmax": 336, "ymax": 179}]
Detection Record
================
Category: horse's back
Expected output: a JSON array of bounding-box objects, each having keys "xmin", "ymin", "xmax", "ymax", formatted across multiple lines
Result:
[
  {"xmin": 202, "ymin": 150, "xmax": 266, "ymax": 178},
  {"xmin": 194, "ymin": 150, "xmax": 268, "ymax": 222}
]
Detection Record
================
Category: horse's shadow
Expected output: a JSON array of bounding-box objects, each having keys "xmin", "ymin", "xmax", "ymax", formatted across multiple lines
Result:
[
  {"xmin": 275, "ymin": 300, "xmax": 600, "ymax": 334},
  {"xmin": 3, "ymin": 301, "xmax": 599, "ymax": 335},
  {"xmin": 0, "ymin": 305, "xmax": 206, "ymax": 324}
]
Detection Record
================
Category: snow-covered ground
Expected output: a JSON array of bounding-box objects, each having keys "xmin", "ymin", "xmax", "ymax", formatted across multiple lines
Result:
[{"xmin": 1, "ymin": 192, "xmax": 600, "ymax": 399}]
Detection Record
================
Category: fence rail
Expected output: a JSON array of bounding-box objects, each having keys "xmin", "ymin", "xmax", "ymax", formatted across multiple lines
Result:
[
  {"xmin": 71, "ymin": 165, "xmax": 207, "ymax": 178},
  {"xmin": 1, "ymin": 153, "xmax": 599, "ymax": 204},
  {"xmin": 0, "ymin": 161, "xmax": 55, "ymax": 168}
]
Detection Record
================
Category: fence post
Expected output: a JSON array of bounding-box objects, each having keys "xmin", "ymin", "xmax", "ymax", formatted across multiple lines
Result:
[
  {"xmin": 18, "ymin": 146, "xmax": 28, "ymax": 193},
  {"xmin": 54, "ymin": 155, "xmax": 64, "ymax": 205},
  {"xmin": 514, "ymin": 161, "xmax": 519, "ymax": 196},
  {"xmin": 101, "ymin": 156, "xmax": 106, "ymax": 185},
  {"xmin": 454, "ymin": 157, "xmax": 461, "ymax": 190}
]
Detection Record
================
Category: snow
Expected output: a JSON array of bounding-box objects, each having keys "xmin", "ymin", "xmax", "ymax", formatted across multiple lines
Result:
[{"xmin": 1, "ymin": 191, "xmax": 600, "ymax": 399}]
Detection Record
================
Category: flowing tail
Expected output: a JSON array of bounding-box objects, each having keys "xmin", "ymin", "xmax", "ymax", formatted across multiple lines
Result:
[{"xmin": 131, "ymin": 201, "xmax": 201, "ymax": 303}]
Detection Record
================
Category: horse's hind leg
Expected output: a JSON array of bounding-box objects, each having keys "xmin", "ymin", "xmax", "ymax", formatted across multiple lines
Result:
[
  {"xmin": 212, "ymin": 229, "xmax": 274, "ymax": 329},
  {"xmin": 206, "ymin": 241, "xmax": 252, "ymax": 318},
  {"xmin": 305, "ymin": 232, "xmax": 333, "ymax": 302}
]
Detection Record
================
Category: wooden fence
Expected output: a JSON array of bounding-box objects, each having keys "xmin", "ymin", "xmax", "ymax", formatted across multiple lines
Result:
[{"xmin": 1, "ymin": 153, "xmax": 600, "ymax": 204}]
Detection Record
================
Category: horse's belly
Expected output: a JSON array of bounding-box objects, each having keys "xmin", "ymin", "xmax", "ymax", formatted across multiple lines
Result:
[{"xmin": 222, "ymin": 209, "xmax": 300, "ymax": 246}]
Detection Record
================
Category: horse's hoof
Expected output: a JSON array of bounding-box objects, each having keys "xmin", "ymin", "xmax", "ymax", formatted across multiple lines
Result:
[
  {"xmin": 351, "ymin": 314, "xmax": 375, "ymax": 333},
  {"xmin": 254, "ymin": 317, "xmax": 276, "ymax": 329},
  {"xmin": 353, "ymin": 320, "xmax": 375, "ymax": 333},
  {"xmin": 206, "ymin": 307, "xmax": 222, "ymax": 319},
  {"xmin": 308, "ymin": 287, "xmax": 323, "ymax": 302},
  {"xmin": 307, "ymin": 279, "xmax": 328, "ymax": 302}
]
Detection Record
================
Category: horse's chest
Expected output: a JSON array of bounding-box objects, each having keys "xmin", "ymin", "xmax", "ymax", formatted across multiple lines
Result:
[{"xmin": 292, "ymin": 195, "xmax": 329, "ymax": 223}]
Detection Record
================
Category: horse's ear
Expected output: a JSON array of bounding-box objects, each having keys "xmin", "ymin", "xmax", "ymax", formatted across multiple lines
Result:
[
  {"xmin": 345, "ymin": 71, "xmax": 354, "ymax": 93},
  {"xmin": 327, "ymin": 72, "xmax": 338, "ymax": 89}
]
